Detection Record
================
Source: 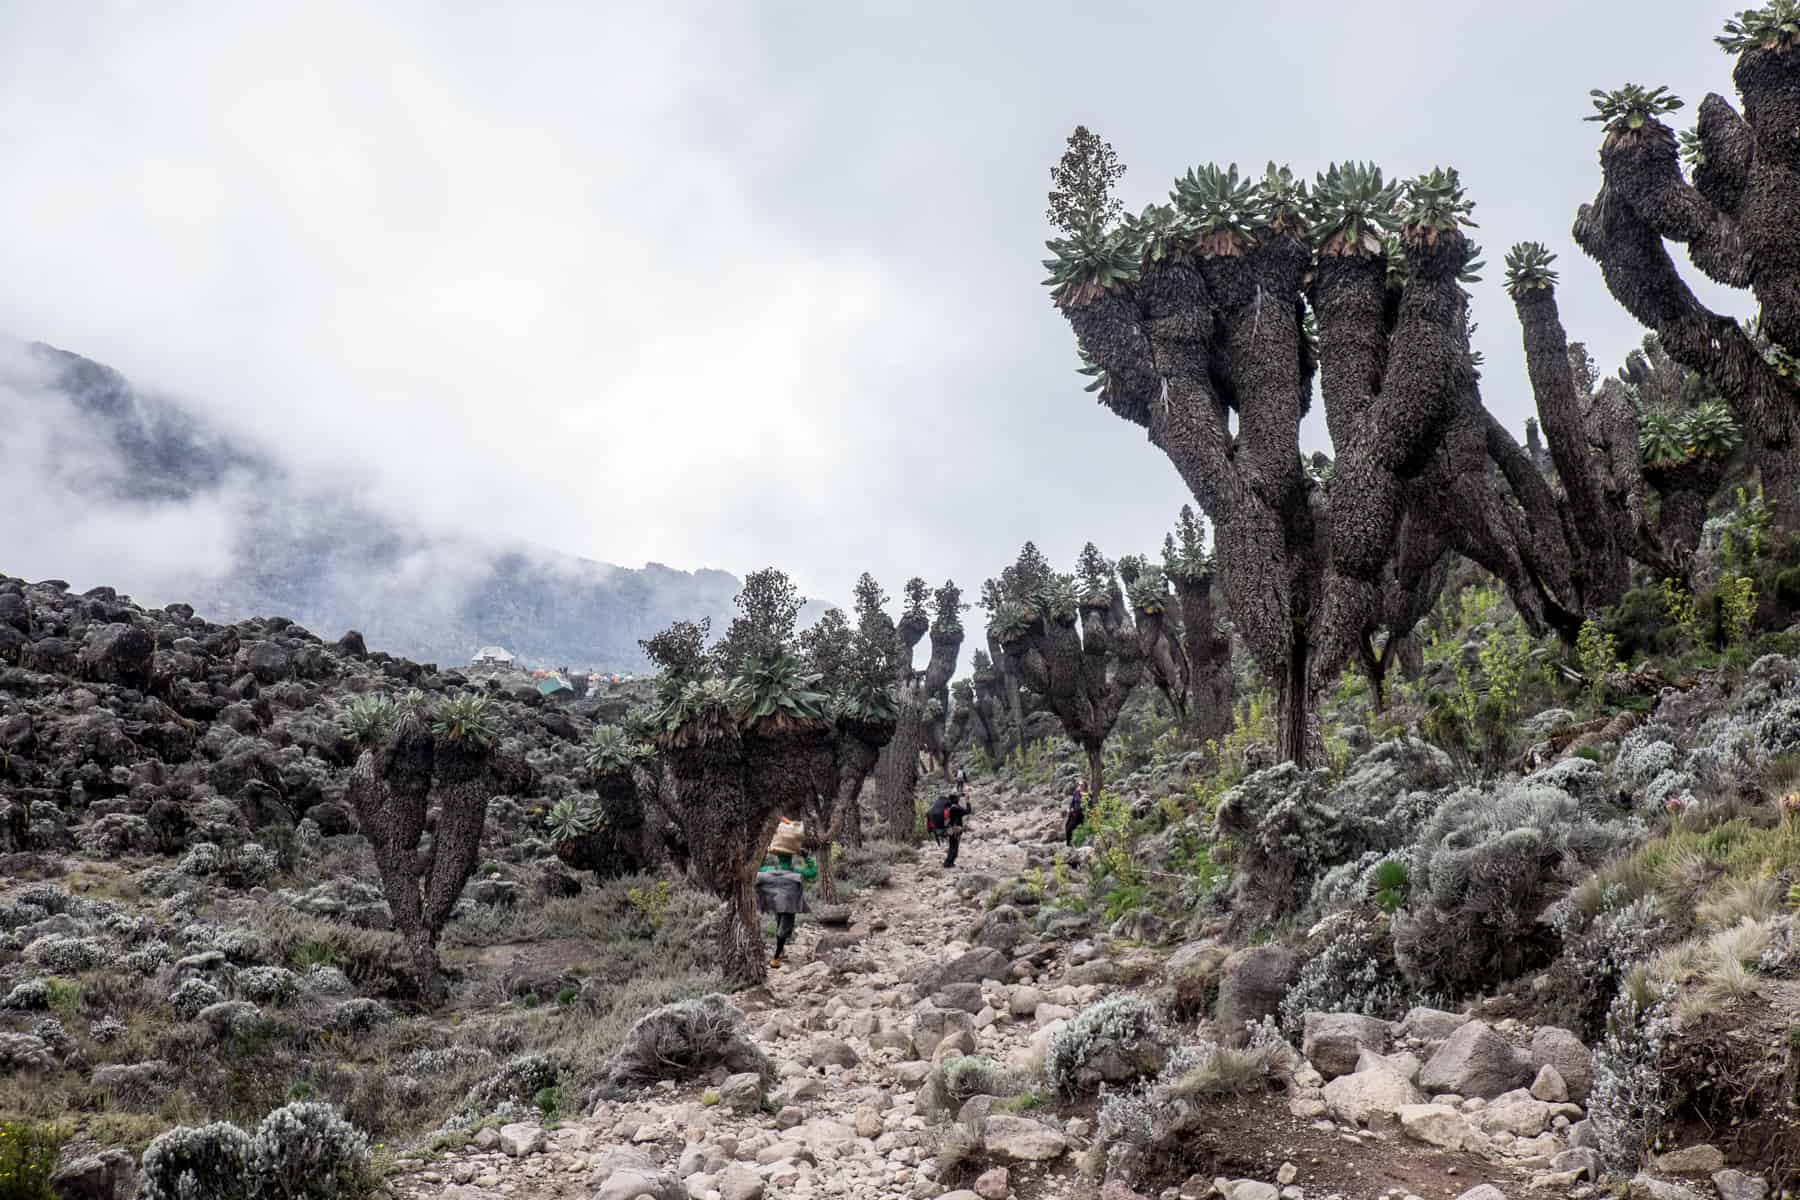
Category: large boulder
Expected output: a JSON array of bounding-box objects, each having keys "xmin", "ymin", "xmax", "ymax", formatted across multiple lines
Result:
[
  {"xmin": 79, "ymin": 623, "xmax": 155, "ymax": 689},
  {"xmin": 1396, "ymin": 1006, "xmax": 1470, "ymax": 1044},
  {"xmin": 1396, "ymin": 1104, "xmax": 1483, "ymax": 1152},
  {"xmin": 1302, "ymin": 1012, "xmax": 1392, "ymax": 1080},
  {"xmin": 1321, "ymin": 1062, "xmax": 1423, "ymax": 1125},
  {"xmin": 1214, "ymin": 945, "xmax": 1297, "ymax": 1045},
  {"xmin": 1418, "ymin": 1020, "xmax": 1534, "ymax": 1099},
  {"xmin": 591, "ymin": 1149, "xmax": 683, "ymax": 1200},
  {"xmin": 48, "ymin": 1149, "xmax": 136, "ymax": 1200},
  {"xmin": 914, "ymin": 947, "xmax": 1010, "ymax": 998},
  {"xmin": 980, "ymin": 1115, "xmax": 1067, "ymax": 1163},
  {"xmin": 1529, "ymin": 1026, "xmax": 1593, "ymax": 1105}
]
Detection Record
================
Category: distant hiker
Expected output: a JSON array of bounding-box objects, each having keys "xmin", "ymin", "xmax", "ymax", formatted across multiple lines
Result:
[
  {"xmin": 955, "ymin": 765, "xmax": 969, "ymax": 796},
  {"xmin": 925, "ymin": 791, "xmax": 971, "ymax": 868},
  {"xmin": 1064, "ymin": 782, "xmax": 1090, "ymax": 847},
  {"xmin": 755, "ymin": 818, "xmax": 815, "ymax": 968}
]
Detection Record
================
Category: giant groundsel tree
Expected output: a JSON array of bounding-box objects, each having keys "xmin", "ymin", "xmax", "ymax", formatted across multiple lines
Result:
[
  {"xmin": 989, "ymin": 541, "xmax": 1145, "ymax": 794},
  {"xmin": 1044, "ymin": 141, "xmax": 1491, "ymax": 763},
  {"xmin": 344, "ymin": 693, "xmax": 527, "ymax": 1007},
  {"xmin": 1574, "ymin": 15, "xmax": 1800, "ymax": 523}
]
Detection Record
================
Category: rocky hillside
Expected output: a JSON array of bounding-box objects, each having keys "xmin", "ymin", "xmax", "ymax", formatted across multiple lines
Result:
[
  {"xmin": 1, "ymin": 567, "xmax": 1795, "ymax": 1200},
  {"xmin": 0, "ymin": 338, "xmax": 748, "ymax": 672}
]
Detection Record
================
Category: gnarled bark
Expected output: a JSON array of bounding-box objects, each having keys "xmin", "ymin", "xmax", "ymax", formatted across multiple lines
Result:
[
  {"xmin": 1066, "ymin": 216, "xmax": 1475, "ymax": 765},
  {"xmin": 1575, "ymin": 51, "xmax": 1800, "ymax": 522},
  {"xmin": 998, "ymin": 549, "xmax": 1145, "ymax": 795},
  {"xmin": 875, "ymin": 586, "xmax": 963, "ymax": 841},
  {"xmin": 347, "ymin": 708, "xmax": 517, "ymax": 1007}
]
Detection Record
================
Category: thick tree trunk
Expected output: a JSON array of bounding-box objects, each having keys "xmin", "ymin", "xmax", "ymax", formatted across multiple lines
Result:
[
  {"xmin": 874, "ymin": 699, "xmax": 925, "ymax": 842},
  {"xmin": 719, "ymin": 872, "xmax": 764, "ymax": 983},
  {"xmin": 1084, "ymin": 740, "xmax": 1104, "ymax": 799},
  {"xmin": 1173, "ymin": 575, "xmax": 1233, "ymax": 744},
  {"xmin": 1754, "ymin": 443, "xmax": 1800, "ymax": 526},
  {"xmin": 1276, "ymin": 638, "xmax": 1313, "ymax": 769},
  {"xmin": 408, "ymin": 928, "xmax": 446, "ymax": 1009}
]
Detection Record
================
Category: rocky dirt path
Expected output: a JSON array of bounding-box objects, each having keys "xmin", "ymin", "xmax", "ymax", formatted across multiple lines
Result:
[
  {"xmin": 393, "ymin": 786, "xmax": 1595, "ymax": 1200},
  {"xmin": 397, "ymin": 786, "xmax": 1089, "ymax": 1200}
]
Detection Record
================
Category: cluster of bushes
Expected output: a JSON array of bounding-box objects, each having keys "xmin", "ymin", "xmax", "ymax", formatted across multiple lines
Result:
[{"xmin": 138, "ymin": 1102, "xmax": 373, "ymax": 1200}]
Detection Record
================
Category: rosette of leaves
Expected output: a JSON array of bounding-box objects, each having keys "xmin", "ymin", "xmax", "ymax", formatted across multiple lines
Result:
[
  {"xmin": 432, "ymin": 694, "xmax": 498, "ymax": 748},
  {"xmin": 1677, "ymin": 401, "xmax": 1742, "ymax": 458},
  {"xmin": 1638, "ymin": 411, "xmax": 1687, "ymax": 468},
  {"xmin": 1042, "ymin": 229, "xmax": 1139, "ymax": 307},
  {"xmin": 1254, "ymin": 161, "xmax": 1311, "ymax": 234},
  {"xmin": 585, "ymin": 724, "xmax": 647, "ymax": 777},
  {"xmin": 833, "ymin": 681, "xmax": 900, "ymax": 726},
  {"xmin": 1126, "ymin": 564, "xmax": 1171, "ymax": 614},
  {"xmin": 1119, "ymin": 202, "xmax": 1192, "ymax": 268},
  {"xmin": 341, "ymin": 695, "xmax": 399, "ymax": 745},
  {"xmin": 1162, "ymin": 505, "xmax": 1213, "ymax": 581},
  {"xmin": 547, "ymin": 797, "xmax": 602, "ymax": 845},
  {"xmin": 1398, "ymin": 166, "xmax": 1477, "ymax": 243},
  {"xmin": 646, "ymin": 676, "xmax": 737, "ymax": 744},
  {"xmin": 1030, "ymin": 574, "xmax": 1082, "ymax": 623},
  {"xmin": 1717, "ymin": 1, "xmax": 1800, "ymax": 52},
  {"xmin": 1503, "ymin": 241, "xmax": 1559, "ymax": 299},
  {"xmin": 730, "ymin": 653, "xmax": 830, "ymax": 726},
  {"xmin": 1075, "ymin": 543, "xmax": 1114, "ymax": 609},
  {"xmin": 1171, "ymin": 162, "xmax": 1259, "ymax": 256},
  {"xmin": 989, "ymin": 600, "xmax": 1033, "ymax": 643},
  {"xmin": 1311, "ymin": 161, "xmax": 1401, "ymax": 256},
  {"xmin": 1585, "ymin": 84, "xmax": 1683, "ymax": 136},
  {"xmin": 1372, "ymin": 858, "xmax": 1410, "ymax": 913}
]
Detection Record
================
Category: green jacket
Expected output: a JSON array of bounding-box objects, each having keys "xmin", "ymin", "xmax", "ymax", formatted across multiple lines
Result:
[{"xmin": 760, "ymin": 852, "xmax": 816, "ymax": 882}]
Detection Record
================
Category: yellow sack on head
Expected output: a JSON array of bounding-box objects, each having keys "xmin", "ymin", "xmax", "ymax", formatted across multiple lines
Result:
[{"xmin": 769, "ymin": 819, "xmax": 805, "ymax": 857}]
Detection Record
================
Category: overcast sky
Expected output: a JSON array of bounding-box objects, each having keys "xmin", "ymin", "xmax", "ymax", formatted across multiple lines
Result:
[{"xmin": 0, "ymin": 1, "xmax": 1750, "ymax": 615}]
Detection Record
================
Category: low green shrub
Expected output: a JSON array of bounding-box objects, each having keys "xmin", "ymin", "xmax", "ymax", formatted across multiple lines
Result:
[{"xmin": 0, "ymin": 1120, "xmax": 65, "ymax": 1200}]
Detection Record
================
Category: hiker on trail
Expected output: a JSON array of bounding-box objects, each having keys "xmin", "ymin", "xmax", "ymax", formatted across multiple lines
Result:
[
  {"xmin": 955, "ymin": 765, "xmax": 969, "ymax": 796},
  {"xmin": 1064, "ymin": 781, "xmax": 1090, "ymax": 847},
  {"xmin": 754, "ymin": 818, "xmax": 815, "ymax": 968},
  {"xmin": 925, "ymin": 790, "xmax": 971, "ymax": 868}
]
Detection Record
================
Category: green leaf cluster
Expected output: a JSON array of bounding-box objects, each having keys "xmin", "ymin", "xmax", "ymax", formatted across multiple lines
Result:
[
  {"xmin": 585, "ymin": 724, "xmax": 648, "ymax": 776},
  {"xmin": 341, "ymin": 695, "xmax": 399, "ymax": 745},
  {"xmin": 1585, "ymin": 84, "xmax": 1683, "ymax": 134},
  {"xmin": 1171, "ymin": 162, "xmax": 1261, "ymax": 254},
  {"xmin": 547, "ymin": 797, "xmax": 602, "ymax": 845},
  {"xmin": 1161, "ymin": 505, "xmax": 1213, "ymax": 582},
  {"xmin": 1503, "ymin": 241, "xmax": 1559, "ymax": 298},
  {"xmin": 1399, "ymin": 166, "xmax": 1477, "ymax": 235},
  {"xmin": 432, "ymin": 694, "xmax": 499, "ymax": 747},
  {"xmin": 1679, "ymin": 126, "xmax": 1706, "ymax": 171},
  {"xmin": 1126, "ymin": 564, "xmax": 1171, "ymax": 615},
  {"xmin": 1637, "ymin": 401, "xmax": 1741, "ymax": 467},
  {"xmin": 1042, "ymin": 229, "xmax": 1139, "ymax": 307},
  {"xmin": 1717, "ymin": 1, "xmax": 1800, "ymax": 52},
  {"xmin": 1312, "ymin": 161, "xmax": 1401, "ymax": 255}
]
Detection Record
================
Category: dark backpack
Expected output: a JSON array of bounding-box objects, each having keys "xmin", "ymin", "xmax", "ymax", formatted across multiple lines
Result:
[{"xmin": 926, "ymin": 797, "xmax": 963, "ymax": 837}]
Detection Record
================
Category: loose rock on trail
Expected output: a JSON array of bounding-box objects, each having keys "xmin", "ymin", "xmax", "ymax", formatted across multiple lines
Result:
[{"xmin": 390, "ymin": 784, "xmax": 1570, "ymax": 1200}]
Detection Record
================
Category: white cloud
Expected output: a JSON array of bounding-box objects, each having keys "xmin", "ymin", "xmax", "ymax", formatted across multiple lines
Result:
[{"xmin": 0, "ymin": 0, "xmax": 1759, "ymax": 622}]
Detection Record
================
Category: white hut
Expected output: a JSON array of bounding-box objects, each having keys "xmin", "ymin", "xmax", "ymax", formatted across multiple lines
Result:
[{"xmin": 471, "ymin": 645, "xmax": 515, "ymax": 669}]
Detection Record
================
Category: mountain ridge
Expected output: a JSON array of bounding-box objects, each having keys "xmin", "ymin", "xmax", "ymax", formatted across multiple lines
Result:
[{"xmin": 0, "ymin": 337, "xmax": 756, "ymax": 671}]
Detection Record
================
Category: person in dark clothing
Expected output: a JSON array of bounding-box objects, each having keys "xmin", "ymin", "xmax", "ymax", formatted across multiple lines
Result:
[
  {"xmin": 754, "ymin": 850, "xmax": 815, "ymax": 967},
  {"xmin": 926, "ymin": 791, "xmax": 971, "ymax": 868},
  {"xmin": 1064, "ymin": 782, "xmax": 1089, "ymax": 846}
]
